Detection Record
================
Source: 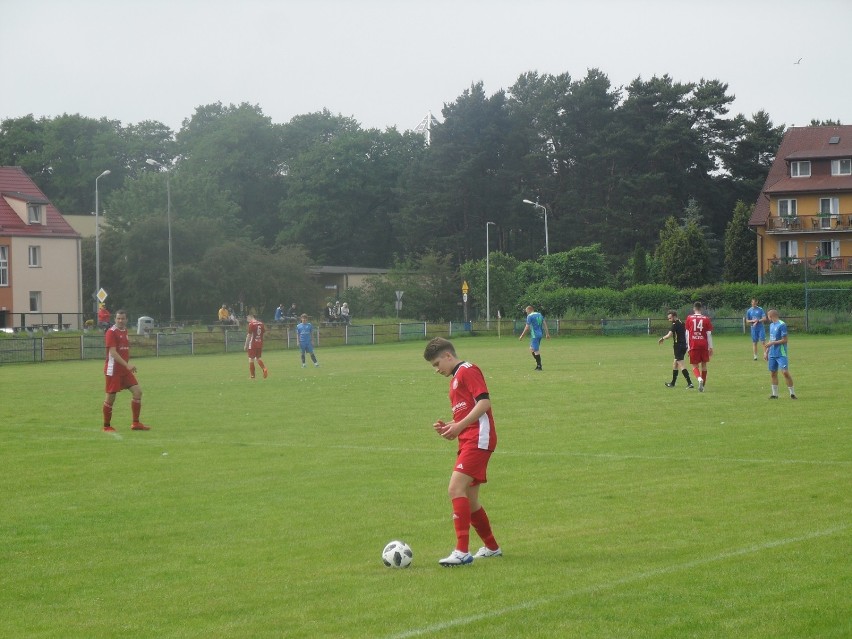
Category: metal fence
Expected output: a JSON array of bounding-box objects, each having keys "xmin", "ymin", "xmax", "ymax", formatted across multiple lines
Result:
[{"xmin": 0, "ymin": 317, "xmax": 803, "ymax": 365}]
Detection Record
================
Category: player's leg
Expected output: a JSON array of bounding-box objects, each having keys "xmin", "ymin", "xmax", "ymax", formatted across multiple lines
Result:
[
  {"xmin": 129, "ymin": 383, "xmax": 149, "ymax": 430},
  {"xmin": 769, "ymin": 363, "xmax": 780, "ymax": 398},
  {"xmin": 666, "ymin": 358, "xmax": 678, "ymax": 386},
  {"xmin": 103, "ymin": 390, "xmax": 117, "ymax": 431},
  {"xmin": 440, "ymin": 470, "xmax": 475, "ymax": 566},
  {"xmin": 468, "ymin": 483, "xmax": 501, "ymax": 557},
  {"xmin": 781, "ymin": 363, "xmax": 796, "ymax": 398}
]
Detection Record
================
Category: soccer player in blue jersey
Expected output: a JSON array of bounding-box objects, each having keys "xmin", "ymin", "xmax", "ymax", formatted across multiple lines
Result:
[
  {"xmin": 764, "ymin": 309, "xmax": 796, "ymax": 399},
  {"xmin": 296, "ymin": 314, "xmax": 319, "ymax": 368},
  {"xmin": 746, "ymin": 298, "xmax": 766, "ymax": 360},
  {"xmin": 518, "ymin": 305, "xmax": 550, "ymax": 370}
]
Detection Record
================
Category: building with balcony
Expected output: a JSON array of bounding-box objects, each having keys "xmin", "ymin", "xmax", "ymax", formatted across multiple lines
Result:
[{"xmin": 749, "ymin": 125, "xmax": 852, "ymax": 282}]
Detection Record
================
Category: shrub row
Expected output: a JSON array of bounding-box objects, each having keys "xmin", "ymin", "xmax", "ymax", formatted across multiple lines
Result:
[{"xmin": 526, "ymin": 282, "xmax": 852, "ymax": 317}]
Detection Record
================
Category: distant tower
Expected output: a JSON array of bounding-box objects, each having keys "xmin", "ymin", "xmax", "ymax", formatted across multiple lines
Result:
[{"xmin": 414, "ymin": 111, "xmax": 439, "ymax": 145}]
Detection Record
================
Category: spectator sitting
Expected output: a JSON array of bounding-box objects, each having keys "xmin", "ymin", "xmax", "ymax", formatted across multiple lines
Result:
[
  {"xmin": 97, "ymin": 303, "xmax": 111, "ymax": 331},
  {"xmin": 325, "ymin": 303, "xmax": 335, "ymax": 323},
  {"xmin": 340, "ymin": 302, "xmax": 351, "ymax": 325},
  {"xmin": 218, "ymin": 304, "xmax": 229, "ymax": 324},
  {"xmin": 274, "ymin": 304, "xmax": 285, "ymax": 323},
  {"xmin": 286, "ymin": 303, "xmax": 298, "ymax": 321}
]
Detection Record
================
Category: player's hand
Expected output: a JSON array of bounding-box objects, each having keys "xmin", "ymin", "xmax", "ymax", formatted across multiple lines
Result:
[{"xmin": 658, "ymin": 337, "xmax": 664, "ymax": 344}]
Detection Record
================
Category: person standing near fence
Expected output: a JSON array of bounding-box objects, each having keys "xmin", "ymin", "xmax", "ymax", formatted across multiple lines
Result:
[
  {"xmin": 244, "ymin": 313, "xmax": 269, "ymax": 379},
  {"xmin": 765, "ymin": 309, "xmax": 797, "ymax": 400},
  {"xmin": 746, "ymin": 298, "xmax": 766, "ymax": 361},
  {"xmin": 685, "ymin": 301, "xmax": 713, "ymax": 392},
  {"xmin": 296, "ymin": 313, "xmax": 319, "ymax": 368},
  {"xmin": 518, "ymin": 305, "xmax": 550, "ymax": 370},
  {"xmin": 102, "ymin": 309, "xmax": 149, "ymax": 432},
  {"xmin": 658, "ymin": 310, "xmax": 694, "ymax": 389}
]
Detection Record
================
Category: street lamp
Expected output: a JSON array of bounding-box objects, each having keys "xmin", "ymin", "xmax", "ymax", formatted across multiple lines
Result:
[
  {"xmin": 145, "ymin": 159, "xmax": 175, "ymax": 324},
  {"xmin": 94, "ymin": 170, "xmax": 110, "ymax": 313},
  {"xmin": 486, "ymin": 221, "xmax": 496, "ymax": 325},
  {"xmin": 522, "ymin": 199, "xmax": 549, "ymax": 255}
]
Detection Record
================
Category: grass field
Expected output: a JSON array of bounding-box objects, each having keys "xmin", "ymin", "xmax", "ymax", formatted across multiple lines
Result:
[{"xmin": 1, "ymin": 334, "xmax": 849, "ymax": 638}]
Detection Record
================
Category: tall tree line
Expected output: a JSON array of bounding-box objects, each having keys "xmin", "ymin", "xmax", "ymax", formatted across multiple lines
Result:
[{"xmin": 0, "ymin": 69, "xmax": 785, "ymax": 318}]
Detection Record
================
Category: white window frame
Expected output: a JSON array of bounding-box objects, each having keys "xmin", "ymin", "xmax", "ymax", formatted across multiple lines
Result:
[
  {"xmin": 819, "ymin": 197, "xmax": 840, "ymax": 229},
  {"xmin": 28, "ymin": 245, "xmax": 41, "ymax": 267},
  {"xmin": 0, "ymin": 246, "xmax": 8, "ymax": 286},
  {"xmin": 29, "ymin": 291, "xmax": 41, "ymax": 313},
  {"xmin": 778, "ymin": 199, "xmax": 797, "ymax": 217},
  {"xmin": 27, "ymin": 204, "xmax": 43, "ymax": 224},
  {"xmin": 790, "ymin": 161, "xmax": 811, "ymax": 177},
  {"xmin": 831, "ymin": 158, "xmax": 852, "ymax": 176}
]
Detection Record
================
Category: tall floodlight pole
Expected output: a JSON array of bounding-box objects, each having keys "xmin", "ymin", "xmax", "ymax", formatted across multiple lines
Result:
[
  {"xmin": 522, "ymin": 199, "xmax": 549, "ymax": 255},
  {"xmin": 94, "ymin": 170, "xmax": 111, "ymax": 313},
  {"xmin": 145, "ymin": 159, "xmax": 175, "ymax": 323},
  {"xmin": 486, "ymin": 221, "xmax": 496, "ymax": 325}
]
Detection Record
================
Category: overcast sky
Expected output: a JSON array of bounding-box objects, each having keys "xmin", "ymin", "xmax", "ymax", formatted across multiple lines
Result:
[{"xmin": 2, "ymin": 0, "xmax": 850, "ymax": 134}]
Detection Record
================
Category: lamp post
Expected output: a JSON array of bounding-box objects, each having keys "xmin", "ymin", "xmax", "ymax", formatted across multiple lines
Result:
[
  {"xmin": 522, "ymin": 199, "xmax": 549, "ymax": 255},
  {"xmin": 94, "ymin": 170, "xmax": 110, "ymax": 313},
  {"xmin": 486, "ymin": 221, "xmax": 496, "ymax": 325},
  {"xmin": 145, "ymin": 159, "xmax": 175, "ymax": 323}
]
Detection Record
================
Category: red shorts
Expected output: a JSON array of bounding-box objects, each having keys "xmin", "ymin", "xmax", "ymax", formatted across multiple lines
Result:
[
  {"xmin": 247, "ymin": 346, "xmax": 263, "ymax": 359},
  {"xmin": 105, "ymin": 368, "xmax": 138, "ymax": 394},
  {"xmin": 688, "ymin": 347, "xmax": 710, "ymax": 365},
  {"xmin": 453, "ymin": 447, "xmax": 493, "ymax": 486}
]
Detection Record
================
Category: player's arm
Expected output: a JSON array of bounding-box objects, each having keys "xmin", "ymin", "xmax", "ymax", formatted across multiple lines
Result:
[
  {"xmin": 108, "ymin": 345, "xmax": 135, "ymax": 372},
  {"xmin": 436, "ymin": 395, "xmax": 491, "ymax": 440},
  {"xmin": 706, "ymin": 331, "xmax": 713, "ymax": 351},
  {"xmin": 518, "ymin": 325, "xmax": 529, "ymax": 340},
  {"xmin": 658, "ymin": 330, "xmax": 673, "ymax": 344},
  {"xmin": 543, "ymin": 320, "xmax": 550, "ymax": 339},
  {"xmin": 244, "ymin": 333, "xmax": 251, "ymax": 351}
]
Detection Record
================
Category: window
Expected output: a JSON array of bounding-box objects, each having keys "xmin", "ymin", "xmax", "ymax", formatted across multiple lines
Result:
[
  {"xmin": 27, "ymin": 204, "xmax": 43, "ymax": 224},
  {"xmin": 778, "ymin": 199, "xmax": 797, "ymax": 217},
  {"xmin": 831, "ymin": 158, "xmax": 852, "ymax": 175},
  {"xmin": 28, "ymin": 245, "xmax": 41, "ymax": 267},
  {"xmin": 819, "ymin": 198, "xmax": 840, "ymax": 228},
  {"xmin": 0, "ymin": 246, "xmax": 8, "ymax": 286},
  {"xmin": 29, "ymin": 291, "xmax": 41, "ymax": 313},
  {"xmin": 779, "ymin": 240, "xmax": 799, "ymax": 261},
  {"xmin": 791, "ymin": 161, "xmax": 811, "ymax": 177}
]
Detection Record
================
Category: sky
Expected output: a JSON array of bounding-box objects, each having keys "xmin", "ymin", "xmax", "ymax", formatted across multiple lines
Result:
[{"xmin": 2, "ymin": 0, "xmax": 850, "ymax": 134}]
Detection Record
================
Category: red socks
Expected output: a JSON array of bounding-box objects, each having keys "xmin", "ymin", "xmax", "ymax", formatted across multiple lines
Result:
[
  {"xmin": 103, "ymin": 402, "xmax": 113, "ymax": 427},
  {"xmin": 451, "ymin": 497, "xmax": 471, "ymax": 553},
  {"xmin": 131, "ymin": 399, "xmax": 141, "ymax": 422},
  {"xmin": 471, "ymin": 507, "xmax": 498, "ymax": 550}
]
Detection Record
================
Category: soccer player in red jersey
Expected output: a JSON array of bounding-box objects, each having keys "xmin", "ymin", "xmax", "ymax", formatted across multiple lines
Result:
[
  {"xmin": 424, "ymin": 337, "xmax": 501, "ymax": 566},
  {"xmin": 684, "ymin": 301, "xmax": 714, "ymax": 392},
  {"xmin": 102, "ymin": 309, "xmax": 149, "ymax": 432},
  {"xmin": 244, "ymin": 313, "xmax": 269, "ymax": 379}
]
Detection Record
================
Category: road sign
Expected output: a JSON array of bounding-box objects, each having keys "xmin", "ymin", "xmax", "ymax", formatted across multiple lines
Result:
[
  {"xmin": 395, "ymin": 290, "xmax": 404, "ymax": 300},
  {"xmin": 462, "ymin": 281, "xmax": 469, "ymax": 294},
  {"xmin": 97, "ymin": 288, "xmax": 108, "ymax": 303}
]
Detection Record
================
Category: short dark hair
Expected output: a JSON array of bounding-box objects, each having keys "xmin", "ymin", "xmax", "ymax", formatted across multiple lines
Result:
[
  {"xmin": 423, "ymin": 337, "xmax": 455, "ymax": 361},
  {"xmin": 667, "ymin": 310, "xmax": 677, "ymax": 318},
  {"xmin": 693, "ymin": 301, "xmax": 703, "ymax": 311}
]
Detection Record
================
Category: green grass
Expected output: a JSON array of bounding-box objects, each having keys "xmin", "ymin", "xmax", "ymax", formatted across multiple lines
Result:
[{"xmin": 1, "ymin": 334, "xmax": 849, "ymax": 638}]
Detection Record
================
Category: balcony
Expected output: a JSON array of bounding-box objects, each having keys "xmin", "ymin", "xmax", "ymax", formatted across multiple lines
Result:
[
  {"xmin": 769, "ymin": 255, "xmax": 852, "ymax": 274},
  {"xmin": 767, "ymin": 213, "xmax": 852, "ymax": 233}
]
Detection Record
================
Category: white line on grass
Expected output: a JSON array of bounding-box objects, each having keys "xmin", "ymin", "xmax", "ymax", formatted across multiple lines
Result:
[{"xmin": 384, "ymin": 524, "xmax": 850, "ymax": 639}]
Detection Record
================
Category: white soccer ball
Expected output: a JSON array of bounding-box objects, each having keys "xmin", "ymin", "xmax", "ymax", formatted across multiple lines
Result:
[{"xmin": 382, "ymin": 540, "xmax": 413, "ymax": 568}]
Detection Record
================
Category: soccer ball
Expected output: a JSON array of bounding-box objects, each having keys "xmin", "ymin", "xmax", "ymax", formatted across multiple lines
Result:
[{"xmin": 382, "ymin": 540, "xmax": 413, "ymax": 568}]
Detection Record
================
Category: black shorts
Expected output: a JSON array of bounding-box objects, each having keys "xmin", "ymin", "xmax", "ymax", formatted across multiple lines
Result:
[{"xmin": 673, "ymin": 344, "xmax": 687, "ymax": 361}]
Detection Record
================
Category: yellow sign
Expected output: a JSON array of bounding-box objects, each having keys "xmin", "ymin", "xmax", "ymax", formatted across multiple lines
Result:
[
  {"xmin": 97, "ymin": 288, "xmax": 108, "ymax": 303},
  {"xmin": 462, "ymin": 281, "xmax": 469, "ymax": 294}
]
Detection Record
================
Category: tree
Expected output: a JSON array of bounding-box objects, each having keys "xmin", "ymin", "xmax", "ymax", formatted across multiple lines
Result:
[
  {"xmin": 542, "ymin": 244, "xmax": 609, "ymax": 288},
  {"xmin": 655, "ymin": 216, "xmax": 711, "ymax": 287},
  {"xmin": 723, "ymin": 201, "xmax": 757, "ymax": 282}
]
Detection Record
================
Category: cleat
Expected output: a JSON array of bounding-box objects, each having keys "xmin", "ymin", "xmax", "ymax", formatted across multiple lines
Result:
[
  {"xmin": 103, "ymin": 425, "xmax": 116, "ymax": 433},
  {"xmin": 301, "ymin": 363, "xmax": 306, "ymax": 368},
  {"xmin": 263, "ymin": 368, "xmax": 268, "ymax": 379},
  {"xmin": 314, "ymin": 362, "xmax": 320, "ymax": 367},
  {"xmin": 473, "ymin": 546, "xmax": 503, "ymax": 558},
  {"xmin": 665, "ymin": 382, "xmax": 676, "ymax": 388},
  {"xmin": 790, "ymin": 394, "xmax": 797, "ymax": 400},
  {"xmin": 534, "ymin": 366, "xmax": 542, "ymax": 371},
  {"xmin": 698, "ymin": 378, "xmax": 704, "ymax": 392},
  {"xmin": 250, "ymin": 375, "xmax": 255, "ymax": 379},
  {"xmin": 131, "ymin": 422, "xmax": 150, "ymax": 431},
  {"xmin": 687, "ymin": 383, "xmax": 695, "ymax": 389},
  {"xmin": 438, "ymin": 550, "xmax": 474, "ymax": 567},
  {"xmin": 769, "ymin": 395, "xmax": 778, "ymax": 400},
  {"xmin": 753, "ymin": 355, "xmax": 758, "ymax": 360}
]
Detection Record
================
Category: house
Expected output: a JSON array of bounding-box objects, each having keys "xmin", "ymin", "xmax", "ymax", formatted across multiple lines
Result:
[
  {"xmin": 0, "ymin": 167, "xmax": 83, "ymax": 330},
  {"xmin": 309, "ymin": 265, "xmax": 389, "ymax": 297},
  {"xmin": 749, "ymin": 125, "xmax": 852, "ymax": 282}
]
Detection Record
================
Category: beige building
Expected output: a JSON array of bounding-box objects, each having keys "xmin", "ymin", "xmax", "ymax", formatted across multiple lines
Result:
[
  {"xmin": 749, "ymin": 126, "xmax": 852, "ymax": 282},
  {"xmin": 0, "ymin": 167, "xmax": 83, "ymax": 329}
]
